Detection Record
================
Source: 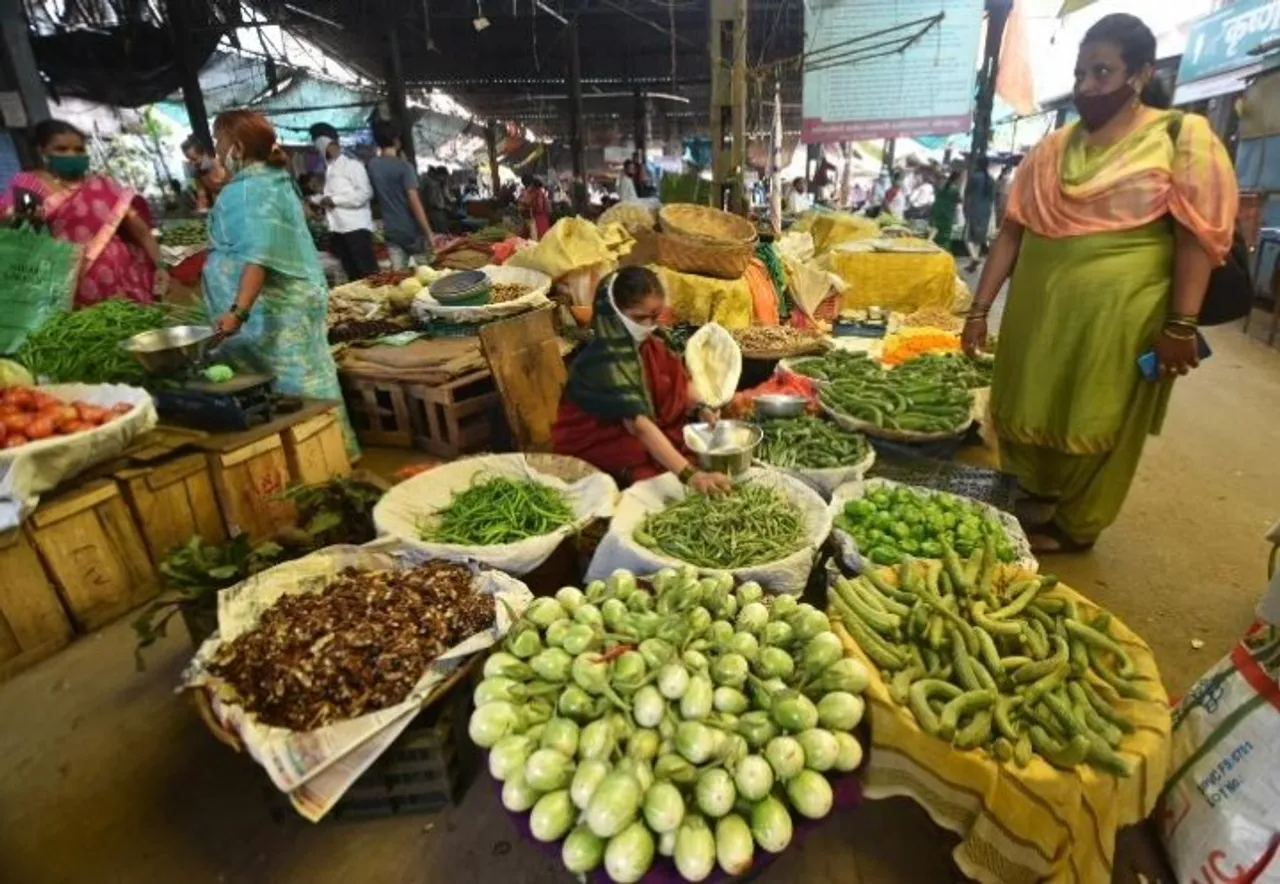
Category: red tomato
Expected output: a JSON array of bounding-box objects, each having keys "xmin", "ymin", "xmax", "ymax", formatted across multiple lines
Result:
[
  {"xmin": 25, "ymin": 416, "xmax": 54, "ymax": 439},
  {"xmin": 51, "ymin": 407, "xmax": 80, "ymax": 432},
  {"xmin": 6, "ymin": 388, "xmax": 35, "ymax": 411},
  {"xmin": 0, "ymin": 404, "xmax": 17, "ymax": 418},
  {"xmin": 4, "ymin": 434, "xmax": 27, "ymax": 448},
  {"xmin": 110, "ymin": 402, "xmax": 134, "ymax": 416},
  {"xmin": 2, "ymin": 413, "xmax": 31, "ymax": 433},
  {"xmin": 30, "ymin": 392, "xmax": 59, "ymax": 411},
  {"xmin": 80, "ymin": 406, "xmax": 109, "ymax": 426},
  {"xmin": 59, "ymin": 420, "xmax": 88, "ymax": 434}
]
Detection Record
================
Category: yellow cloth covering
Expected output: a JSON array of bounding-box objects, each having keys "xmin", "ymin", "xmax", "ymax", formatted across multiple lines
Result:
[
  {"xmin": 822, "ymin": 247, "xmax": 958, "ymax": 312},
  {"xmin": 795, "ymin": 211, "xmax": 880, "ymax": 253},
  {"xmin": 506, "ymin": 217, "xmax": 635, "ymax": 279},
  {"xmin": 650, "ymin": 264, "xmax": 752, "ymax": 329},
  {"xmin": 835, "ymin": 582, "xmax": 1171, "ymax": 884}
]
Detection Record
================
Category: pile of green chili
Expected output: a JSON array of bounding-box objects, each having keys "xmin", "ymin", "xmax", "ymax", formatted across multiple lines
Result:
[
  {"xmin": 18, "ymin": 300, "xmax": 169, "ymax": 385},
  {"xmin": 419, "ymin": 476, "xmax": 575, "ymax": 545},
  {"xmin": 758, "ymin": 415, "xmax": 870, "ymax": 470},
  {"xmin": 634, "ymin": 483, "xmax": 806, "ymax": 569}
]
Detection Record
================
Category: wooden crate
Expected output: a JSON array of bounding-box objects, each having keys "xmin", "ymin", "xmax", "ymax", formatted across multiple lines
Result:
[
  {"xmin": 282, "ymin": 406, "xmax": 352, "ymax": 485},
  {"xmin": 116, "ymin": 453, "xmax": 227, "ymax": 563},
  {"xmin": 28, "ymin": 480, "xmax": 159, "ymax": 633},
  {"xmin": 0, "ymin": 529, "xmax": 73, "ymax": 681},
  {"xmin": 405, "ymin": 370, "xmax": 501, "ymax": 458},
  {"xmin": 207, "ymin": 433, "xmax": 296, "ymax": 542},
  {"xmin": 340, "ymin": 376, "xmax": 414, "ymax": 447}
]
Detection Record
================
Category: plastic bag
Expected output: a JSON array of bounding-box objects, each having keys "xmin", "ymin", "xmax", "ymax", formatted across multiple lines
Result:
[
  {"xmin": 684, "ymin": 322, "xmax": 742, "ymax": 408},
  {"xmin": 586, "ymin": 468, "xmax": 832, "ymax": 595},
  {"xmin": 0, "ymin": 226, "xmax": 80, "ymax": 355},
  {"xmin": 1157, "ymin": 623, "xmax": 1280, "ymax": 884},
  {"xmin": 373, "ymin": 453, "xmax": 618, "ymax": 574}
]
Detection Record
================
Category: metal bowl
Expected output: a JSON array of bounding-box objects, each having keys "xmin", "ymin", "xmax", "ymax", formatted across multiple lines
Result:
[
  {"xmin": 119, "ymin": 325, "xmax": 216, "ymax": 375},
  {"xmin": 683, "ymin": 420, "xmax": 763, "ymax": 476},
  {"xmin": 753, "ymin": 393, "xmax": 808, "ymax": 419}
]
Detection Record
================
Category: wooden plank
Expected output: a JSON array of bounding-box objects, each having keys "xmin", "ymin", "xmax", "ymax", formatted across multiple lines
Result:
[
  {"xmin": 208, "ymin": 434, "xmax": 295, "ymax": 541},
  {"xmin": 30, "ymin": 481, "xmax": 117, "ymax": 528},
  {"xmin": 480, "ymin": 307, "xmax": 566, "ymax": 451},
  {"xmin": 29, "ymin": 482, "xmax": 158, "ymax": 632},
  {"xmin": 283, "ymin": 409, "xmax": 352, "ymax": 486},
  {"xmin": 185, "ymin": 398, "xmax": 339, "ymax": 455},
  {"xmin": 119, "ymin": 453, "xmax": 227, "ymax": 562}
]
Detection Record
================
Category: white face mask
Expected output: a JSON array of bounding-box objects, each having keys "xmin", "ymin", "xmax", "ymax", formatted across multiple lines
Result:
[
  {"xmin": 314, "ymin": 136, "xmax": 334, "ymax": 157},
  {"xmin": 608, "ymin": 275, "xmax": 659, "ymax": 343}
]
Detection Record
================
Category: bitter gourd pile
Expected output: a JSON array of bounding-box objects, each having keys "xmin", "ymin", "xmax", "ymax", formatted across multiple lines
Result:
[{"xmin": 828, "ymin": 540, "xmax": 1149, "ymax": 776}]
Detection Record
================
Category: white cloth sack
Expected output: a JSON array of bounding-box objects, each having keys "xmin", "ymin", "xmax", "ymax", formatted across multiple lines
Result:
[
  {"xmin": 181, "ymin": 541, "xmax": 533, "ymax": 822},
  {"xmin": 374, "ymin": 453, "xmax": 618, "ymax": 574},
  {"xmin": 586, "ymin": 467, "xmax": 833, "ymax": 595},
  {"xmin": 684, "ymin": 322, "xmax": 742, "ymax": 409},
  {"xmin": 410, "ymin": 264, "xmax": 553, "ymax": 324},
  {"xmin": 0, "ymin": 383, "xmax": 156, "ymax": 531},
  {"xmin": 829, "ymin": 477, "xmax": 1036, "ymax": 574},
  {"xmin": 1157, "ymin": 626, "xmax": 1280, "ymax": 884},
  {"xmin": 755, "ymin": 443, "xmax": 875, "ymax": 501}
]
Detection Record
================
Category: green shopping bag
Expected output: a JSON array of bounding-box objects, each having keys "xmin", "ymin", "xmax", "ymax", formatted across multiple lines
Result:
[{"xmin": 0, "ymin": 224, "xmax": 80, "ymax": 355}]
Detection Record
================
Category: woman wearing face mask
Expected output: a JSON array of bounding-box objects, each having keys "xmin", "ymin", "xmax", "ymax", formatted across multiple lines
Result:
[
  {"xmin": 961, "ymin": 14, "xmax": 1237, "ymax": 553},
  {"xmin": 1, "ymin": 119, "xmax": 167, "ymax": 307},
  {"xmin": 552, "ymin": 267, "xmax": 732, "ymax": 494},
  {"xmin": 181, "ymin": 135, "xmax": 227, "ymax": 212},
  {"xmin": 202, "ymin": 110, "xmax": 358, "ymax": 456}
]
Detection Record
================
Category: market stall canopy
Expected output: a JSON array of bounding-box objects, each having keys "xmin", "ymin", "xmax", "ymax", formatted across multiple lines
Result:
[{"xmin": 268, "ymin": 0, "xmax": 806, "ymax": 142}]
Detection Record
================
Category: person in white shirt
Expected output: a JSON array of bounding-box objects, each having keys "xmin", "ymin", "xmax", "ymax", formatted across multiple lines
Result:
[
  {"xmin": 617, "ymin": 159, "xmax": 639, "ymax": 202},
  {"xmin": 309, "ymin": 123, "xmax": 378, "ymax": 281},
  {"xmin": 785, "ymin": 178, "xmax": 812, "ymax": 215}
]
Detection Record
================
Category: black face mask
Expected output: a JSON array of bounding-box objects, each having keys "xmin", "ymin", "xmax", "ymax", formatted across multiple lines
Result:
[{"xmin": 1073, "ymin": 82, "xmax": 1136, "ymax": 132}]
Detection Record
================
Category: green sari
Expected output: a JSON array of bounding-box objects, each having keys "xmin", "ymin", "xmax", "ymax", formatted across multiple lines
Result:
[{"xmin": 992, "ymin": 219, "xmax": 1174, "ymax": 543}]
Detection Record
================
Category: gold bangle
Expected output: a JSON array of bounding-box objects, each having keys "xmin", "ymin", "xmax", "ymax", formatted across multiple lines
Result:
[
  {"xmin": 1162, "ymin": 327, "xmax": 1195, "ymax": 341},
  {"xmin": 1167, "ymin": 312, "xmax": 1199, "ymax": 325}
]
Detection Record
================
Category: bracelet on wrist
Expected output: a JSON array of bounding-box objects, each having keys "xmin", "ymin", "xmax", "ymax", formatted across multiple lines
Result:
[
  {"xmin": 677, "ymin": 464, "xmax": 696, "ymax": 484},
  {"xmin": 232, "ymin": 305, "xmax": 252, "ymax": 322},
  {"xmin": 1166, "ymin": 312, "xmax": 1198, "ymax": 326},
  {"xmin": 1162, "ymin": 327, "xmax": 1196, "ymax": 341}
]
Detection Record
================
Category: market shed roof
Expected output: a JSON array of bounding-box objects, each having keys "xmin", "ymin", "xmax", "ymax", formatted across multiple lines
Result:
[{"xmin": 267, "ymin": 0, "xmax": 806, "ymax": 142}]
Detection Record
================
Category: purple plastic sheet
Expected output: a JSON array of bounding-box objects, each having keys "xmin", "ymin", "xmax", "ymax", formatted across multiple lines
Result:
[{"xmin": 495, "ymin": 772, "xmax": 863, "ymax": 883}]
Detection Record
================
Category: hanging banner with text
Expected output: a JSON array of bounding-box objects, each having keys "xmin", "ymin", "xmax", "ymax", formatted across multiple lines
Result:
[{"xmin": 801, "ymin": 0, "xmax": 984, "ymax": 143}]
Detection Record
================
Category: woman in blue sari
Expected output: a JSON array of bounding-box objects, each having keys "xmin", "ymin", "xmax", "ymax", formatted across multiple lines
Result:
[{"xmin": 203, "ymin": 110, "xmax": 357, "ymax": 455}]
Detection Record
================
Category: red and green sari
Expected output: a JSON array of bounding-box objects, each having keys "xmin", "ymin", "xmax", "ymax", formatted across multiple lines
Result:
[{"xmin": 2, "ymin": 172, "xmax": 156, "ymax": 308}]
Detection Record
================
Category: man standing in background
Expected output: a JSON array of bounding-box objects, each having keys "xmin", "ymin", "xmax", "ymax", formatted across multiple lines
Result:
[
  {"xmin": 367, "ymin": 120, "xmax": 433, "ymax": 269},
  {"xmin": 309, "ymin": 122, "xmax": 377, "ymax": 281}
]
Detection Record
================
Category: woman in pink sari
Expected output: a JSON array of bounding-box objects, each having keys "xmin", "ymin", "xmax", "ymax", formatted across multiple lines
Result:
[{"xmin": 1, "ymin": 119, "xmax": 168, "ymax": 307}]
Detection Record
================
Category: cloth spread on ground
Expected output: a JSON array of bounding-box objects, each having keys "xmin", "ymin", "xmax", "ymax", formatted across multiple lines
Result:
[
  {"xmin": 337, "ymin": 336, "xmax": 487, "ymax": 385},
  {"xmin": 837, "ymin": 582, "xmax": 1171, "ymax": 884},
  {"xmin": 203, "ymin": 162, "xmax": 357, "ymax": 455},
  {"xmin": 562, "ymin": 283, "xmax": 659, "ymax": 420},
  {"xmin": 821, "ymin": 247, "xmax": 957, "ymax": 313},
  {"xmin": 1006, "ymin": 110, "xmax": 1236, "ymax": 262},
  {"xmin": 651, "ymin": 264, "xmax": 753, "ymax": 329},
  {"xmin": 992, "ymin": 222, "xmax": 1174, "ymax": 544},
  {"xmin": 553, "ymin": 333, "xmax": 691, "ymax": 482}
]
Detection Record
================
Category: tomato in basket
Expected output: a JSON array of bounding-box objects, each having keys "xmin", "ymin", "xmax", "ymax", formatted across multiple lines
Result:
[
  {"xmin": 0, "ymin": 385, "xmax": 135, "ymax": 451},
  {"xmin": 4, "ymin": 435, "xmax": 28, "ymax": 448}
]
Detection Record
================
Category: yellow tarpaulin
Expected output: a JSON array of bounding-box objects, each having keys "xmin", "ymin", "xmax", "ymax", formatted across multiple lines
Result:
[
  {"xmin": 651, "ymin": 264, "xmax": 753, "ymax": 330},
  {"xmin": 822, "ymin": 247, "xmax": 958, "ymax": 312},
  {"xmin": 836, "ymin": 581, "xmax": 1171, "ymax": 884},
  {"xmin": 506, "ymin": 217, "xmax": 635, "ymax": 280},
  {"xmin": 802, "ymin": 211, "xmax": 881, "ymax": 254}
]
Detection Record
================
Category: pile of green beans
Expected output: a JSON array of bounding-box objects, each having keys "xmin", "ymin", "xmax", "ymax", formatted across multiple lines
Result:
[
  {"xmin": 757, "ymin": 415, "xmax": 869, "ymax": 470},
  {"xmin": 18, "ymin": 300, "xmax": 169, "ymax": 384},
  {"xmin": 634, "ymin": 483, "xmax": 806, "ymax": 569},
  {"xmin": 829, "ymin": 541, "xmax": 1150, "ymax": 775},
  {"xmin": 419, "ymin": 476, "xmax": 575, "ymax": 545}
]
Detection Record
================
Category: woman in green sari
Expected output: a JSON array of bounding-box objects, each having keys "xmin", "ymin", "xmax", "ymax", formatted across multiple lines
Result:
[
  {"xmin": 930, "ymin": 170, "xmax": 963, "ymax": 248},
  {"xmin": 961, "ymin": 14, "xmax": 1236, "ymax": 552},
  {"xmin": 203, "ymin": 110, "xmax": 358, "ymax": 455}
]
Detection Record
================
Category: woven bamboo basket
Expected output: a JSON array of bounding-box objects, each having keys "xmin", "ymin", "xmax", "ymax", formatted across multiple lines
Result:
[
  {"xmin": 659, "ymin": 203, "xmax": 756, "ymax": 244},
  {"xmin": 654, "ymin": 231, "xmax": 755, "ymax": 280}
]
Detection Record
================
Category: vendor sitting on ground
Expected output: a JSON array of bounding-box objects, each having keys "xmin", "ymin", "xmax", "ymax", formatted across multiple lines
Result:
[{"xmin": 552, "ymin": 266, "xmax": 732, "ymax": 494}]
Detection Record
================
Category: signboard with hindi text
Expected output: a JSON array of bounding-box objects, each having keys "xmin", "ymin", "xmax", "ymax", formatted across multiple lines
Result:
[{"xmin": 801, "ymin": 0, "xmax": 984, "ymax": 143}]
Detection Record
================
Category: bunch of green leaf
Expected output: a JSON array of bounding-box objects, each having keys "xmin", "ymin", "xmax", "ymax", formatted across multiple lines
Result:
[{"xmin": 277, "ymin": 475, "xmax": 385, "ymax": 547}]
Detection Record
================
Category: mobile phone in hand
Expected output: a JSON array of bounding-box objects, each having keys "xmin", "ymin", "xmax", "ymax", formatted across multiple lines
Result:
[{"xmin": 1137, "ymin": 332, "xmax": 1212, "ymax": 381}]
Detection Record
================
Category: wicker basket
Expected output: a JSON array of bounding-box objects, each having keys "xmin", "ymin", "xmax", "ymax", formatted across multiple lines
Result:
[
  {"xmin": 655, "ymin": 231, "xmax": 754, "ymax": 280},
  {"xmin": 659, "ymin": 203, "xmax": 756, "ymax": 244}
]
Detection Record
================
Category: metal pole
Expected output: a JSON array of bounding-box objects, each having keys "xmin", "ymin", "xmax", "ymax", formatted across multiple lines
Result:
[
  {"xmin": 0, "ymin": 0, "xmax": 48, "ymax": 146},
  {"xmin": 633, "ymin": 84, "xmax": 647, "ymax": 162},
  {"xmin": 484, "ymin": 120, "xmax": 501, "ymax": 198},
  {"xmin": 385, "ymin": 11, "xmax": 416, "ymax": 166},
  {"xmin": 166, "ymin": 0, "xmax": 211, "ymax": 146},
  {"xmin": 567, "ymin": 20, "xmax": 586, "ymax": 214},
  {"xmin": 971, "ymin": 0, "xmax": 1012, "ymax": 165},
  {"xmin": 770, "ymin": 74, "xmax": 782, "ymax": 232}
]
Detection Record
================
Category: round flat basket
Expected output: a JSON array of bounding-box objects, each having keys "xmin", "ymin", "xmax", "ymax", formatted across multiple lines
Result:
[
  {"xmin": 739, "ymin": 339, "xmax": 830, "ymax": 361},
  {"xmin": 819, "ymin": 397, "xmax": 974, "ymax": 443},
  {"xmin": 659, "ymin": 203, "xmax": 756, "ymax": 244},
  {"xmin": 429, "ymin": 269, "xmax": 491, "ymax": 306}
]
